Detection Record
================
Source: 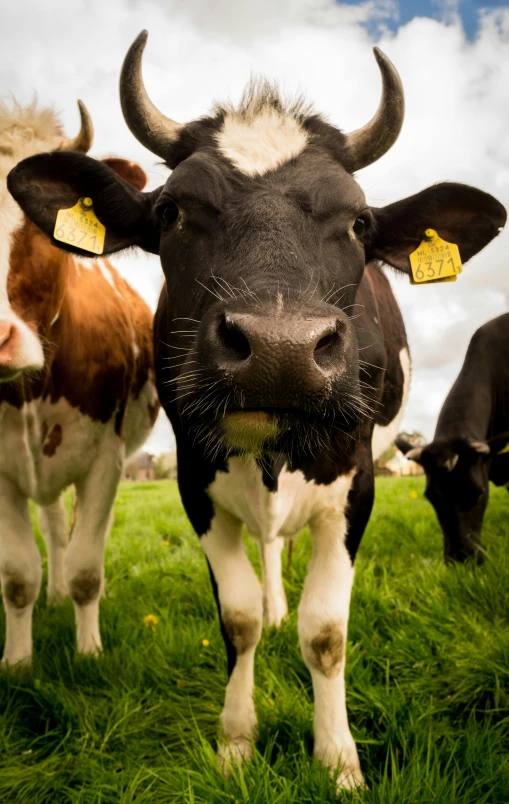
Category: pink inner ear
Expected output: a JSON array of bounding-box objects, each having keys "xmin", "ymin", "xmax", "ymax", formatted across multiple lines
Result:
[{"xmin": 100, "ymin": 157, "xmax": 148, "ymax": 191}]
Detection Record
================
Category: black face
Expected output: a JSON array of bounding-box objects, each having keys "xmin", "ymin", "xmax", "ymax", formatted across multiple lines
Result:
[
  {"xmin": 419, "ymin": 440, "xmax": 490, "ymax": 563},
  {"xmin": 155, "ymin": 149, "xmax": 371, "ymax": 457},
  {"xmin": 5, "ymin": 102, "xmax": 507, "ymax": 462}
]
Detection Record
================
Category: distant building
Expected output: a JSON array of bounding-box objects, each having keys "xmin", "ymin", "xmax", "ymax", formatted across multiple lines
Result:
[{"xmin": 122, "ymin": 451, "xmax": 156, "ymax": 481}]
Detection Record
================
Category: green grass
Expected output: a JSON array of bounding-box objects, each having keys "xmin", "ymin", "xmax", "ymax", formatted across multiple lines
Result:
[{"xmin": 1, "ymin": 477, "xmax": 508, "ymax": 803}]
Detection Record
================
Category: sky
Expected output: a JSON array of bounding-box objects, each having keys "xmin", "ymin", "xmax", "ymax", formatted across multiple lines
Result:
[{"xmin": 2, "ymin": 0, "xmax": 509, "ymax": 454}]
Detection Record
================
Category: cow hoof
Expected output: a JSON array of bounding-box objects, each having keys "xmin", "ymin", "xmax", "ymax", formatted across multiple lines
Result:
[
  {"xmin": 78, "ymin": 646, "xmax": 102, "ymax": 659},
  {"xmin": 217, "ymin": 738, "xmax": 253, "ymax": 777},
  {"xmin": 0, "ymin": 654, "xmax": 32, "ymax": 671},
  {"xmin": 264, "ymin": 609, "xmax": 287, "ymax": 628},
  {"xmin": 77, "ymin": 639, "xmax": 102, "ymax": 658},
  {"xmin": 335, "ymin": 763, "xmax": 366, "ymax": 792}
]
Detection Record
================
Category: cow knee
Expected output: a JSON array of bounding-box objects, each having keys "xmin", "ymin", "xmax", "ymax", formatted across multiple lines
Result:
[
  {"xmin": 2, "ymin": 564, "xmax": 41, "ymax": 610},
  {"xmin": 300, "ymin": 620, "xmax": 345, "ymax": 679},
  {"xmin": 68, "ymin": 568, "xmax": 102, "ymax": 606},
  {"xmin": 222, "ymin": 609, "xmax": 262, "ymax": 655}
]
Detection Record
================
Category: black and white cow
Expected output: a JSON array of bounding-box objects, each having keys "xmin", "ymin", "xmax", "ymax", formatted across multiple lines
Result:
[
  {"xmin": 8, "ymin": 31, "xmax": 506, "ymax": 790},
  {"xmin": 397, "ymin": 313, "xmax": 509, "ymax": 565}
]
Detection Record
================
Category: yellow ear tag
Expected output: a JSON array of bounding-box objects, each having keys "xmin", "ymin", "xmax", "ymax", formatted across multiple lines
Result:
[
  {"xmin": 497, "ymin": 442, "xmax": 509, "ymax": 455},
  {"xmin": 54, "ymin": 197, "xmax": 105, "ymax": 255},
  {"xmin": 409, "ymin": 229, "xmax": 462, "ymax": 285}
]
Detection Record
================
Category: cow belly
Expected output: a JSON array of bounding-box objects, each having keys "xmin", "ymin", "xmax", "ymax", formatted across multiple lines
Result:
[
  {"xmin": 207, "ymin": 456, "xmax": 356, "ymax": 542},
  {"xmin": 372, "ymin": 346, "xmax": 411, "ymax": 461},
  {"xmin": 0, "ymin": 398, "xmax": 119, "ymax": 505}
]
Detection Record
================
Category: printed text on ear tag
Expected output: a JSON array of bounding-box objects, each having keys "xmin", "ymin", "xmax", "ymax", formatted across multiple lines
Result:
[
  {"xmin": 409, "ymin": 229, "xmax": 462, "ymax": 285},
  {"xmin": 54, "ymin": 197, "xmax": 106, "ymax": 255}
]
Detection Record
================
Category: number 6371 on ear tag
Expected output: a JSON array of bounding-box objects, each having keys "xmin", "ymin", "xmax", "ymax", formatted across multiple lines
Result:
[
  {"xmin": 409, "ymin": 229, "xmax": 462, "ymax": 284},
  {"xmin": 54, "ymin": 197, "xmax": 106, "ymax": 255}
]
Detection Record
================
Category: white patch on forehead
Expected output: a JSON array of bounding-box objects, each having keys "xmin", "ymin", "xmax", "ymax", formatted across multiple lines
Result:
[{"xmin": 216, "ymin": 108, "xmax": 308, "ymax": 176}]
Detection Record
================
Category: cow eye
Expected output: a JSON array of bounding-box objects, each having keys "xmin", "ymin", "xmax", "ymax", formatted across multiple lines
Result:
[
  {"xmin": 353, "ymin": 215, "xmax": 370, "ymax": 236},
  {"xmin": 155, "ymin": 201, "xmax": 179, "ymax": 228}
]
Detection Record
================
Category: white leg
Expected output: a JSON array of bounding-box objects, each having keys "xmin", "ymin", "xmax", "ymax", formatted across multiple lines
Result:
[
  {"xmin": 64, "ymin": 439, "xmax": 123, "ymax": 656},
  {"xmin": 0, "ymin": 476, "xmax": 42, "ymax": 667},
  {"xmin": 39, "ymin": 497, "xmax": 69, "ymax": 603},
  {"xmin": 298, "ymin": 513, "xmax": 364, "ymax": 791},
  {"xmin": 201, "ymin": 508, "xmax": 263, "ymax": 772},
  {"xmin": 259, "ymin": 537, "xmax": 288, "ymax": 627}
]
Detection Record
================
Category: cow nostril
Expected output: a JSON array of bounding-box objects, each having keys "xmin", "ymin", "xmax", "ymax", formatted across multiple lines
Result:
[
  {"xmin": 218, "ymin": 316, "xmax": 251, "ymax": 362},
  {"xmin": 0, "ymin": 323, "xmax": 14, "ymax": 350},
  {"xmin": 313, "ymin": 329, "xmax": 341, "ymax": 371},
  {"xmin": 315, "ymin": 332, "xmax": 337, "ymax": 352}
]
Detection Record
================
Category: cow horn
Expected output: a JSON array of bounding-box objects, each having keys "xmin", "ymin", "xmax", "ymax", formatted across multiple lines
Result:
[
  {"xmin": 60, "ymin": 101, "xmax": 94, "ymax": 153},
  {"xmin": 468, "ymin": 440, "xmax": 490, "ymax": 455},
  {"xmin": 120, "ymin": 30, "xmax": 182, "ymax": 160},
  {"xmin": 344, "ymin": 48, "xmax": 405, "ymax": 172}
]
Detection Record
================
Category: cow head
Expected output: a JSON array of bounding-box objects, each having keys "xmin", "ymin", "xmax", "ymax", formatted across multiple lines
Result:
[
  {"xmin": 1, "ymin": 100, "xmax": 148, "ymax": 385},
  {"xmin": 396, "ymin": 433, "xmax": 509, "ymax": 563},
  {"xmin": 0, "ymin": 99, "xmax": 93, "ymax": 383},
  {"xmin": 7, "ymin": 32, "xmax": 506, "ymax": 458}
]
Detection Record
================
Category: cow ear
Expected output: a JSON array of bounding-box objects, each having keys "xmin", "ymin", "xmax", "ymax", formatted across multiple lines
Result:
[
  {"xmin": 368, "ymin": 183, "xmax": 506, "ymax": 274},
  {"xmin": 7, "ymin": 151, "xmax": 161, "ymax": 256},
  {"xmin": 395, "ymin": 435, "xmax": 412, "ymax": 454},
  {"xmin": 101, "ymin": 157, "xmax": 148, "ymax": 191},
  {"xmin": 395, "ymin": 435, "xmax": 425, "ymax": 462}
]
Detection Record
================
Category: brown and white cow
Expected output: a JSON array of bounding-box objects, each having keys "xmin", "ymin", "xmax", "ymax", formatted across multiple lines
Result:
[{"xmin": 0, "ymin": 100, "xmax": 159, "ymax": 667}]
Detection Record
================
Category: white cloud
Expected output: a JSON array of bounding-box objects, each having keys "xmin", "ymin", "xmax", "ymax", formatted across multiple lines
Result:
[{"xmin": 2, "ymin": 0, "xmax": 509, "ymax": 449}]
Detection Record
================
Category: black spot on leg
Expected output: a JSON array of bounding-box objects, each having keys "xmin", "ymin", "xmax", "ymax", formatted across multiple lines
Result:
[{"xmin": 68, "ymin": 570, "xmax": 101, "ymax": 606}]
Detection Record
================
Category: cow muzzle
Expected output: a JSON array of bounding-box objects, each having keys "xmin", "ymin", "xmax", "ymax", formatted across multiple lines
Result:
[
  {"xmin": 0, "ymin": 322, "xmax": 19, "ymax": 380},
  {"xmin": 0, "ymin": 317, "xmax": 44, "ymax": 383},
  {"xmin": 200, "ymin": 310, "xmax": 351, "ymax": 406}
]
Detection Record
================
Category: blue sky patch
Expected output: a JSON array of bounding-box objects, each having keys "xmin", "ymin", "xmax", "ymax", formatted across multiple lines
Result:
[{"xmin": 338, "ymin": 0, "xmax": 508, "ymax": 40}]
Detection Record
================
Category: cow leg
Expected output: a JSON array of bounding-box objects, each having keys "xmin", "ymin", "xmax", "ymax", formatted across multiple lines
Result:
[
  {"xmin": 201, "ymin": 507, "xmax": 263, "ymax": 772},
  {"xmin": 64, "ymin": 441, "xmax": 123, "ymax": 656},
  {"xmin": 0, "ymin": 476, "xmax": 42, "ymax": 667},
  {"xmin": 39, "ymin": 497, "xmax": 69, "ymax": 603},
  {"xmin": 259, "ymin": 537, "xmax": 288, "ymax": 627},
  {"xmin": 298, "ymin": 510, "xmax": 364, "ymax": 791}
]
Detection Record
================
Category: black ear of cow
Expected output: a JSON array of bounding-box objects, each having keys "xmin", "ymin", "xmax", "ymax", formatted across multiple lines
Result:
[
  {"xmin": 395, "ymin": 435, "xmax": 413, "ymax": 454},
  {"xmin": 7, "ymin": 151, "xmax": 161, "ymax": 256},
  {"xmin": 367, "ymin": 183, "xmax": 507, "ymax": 274}
]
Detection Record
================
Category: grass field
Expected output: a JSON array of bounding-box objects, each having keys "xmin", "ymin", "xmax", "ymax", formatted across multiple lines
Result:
[{"xmin": 0, "ymin": 477, "xmax": 508, "ymax": 803}]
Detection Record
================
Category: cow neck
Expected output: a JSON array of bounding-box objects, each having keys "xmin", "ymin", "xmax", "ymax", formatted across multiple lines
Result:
[{"xmin": 435, "ymin": 351, "xmax": 493, "ymax": 442}]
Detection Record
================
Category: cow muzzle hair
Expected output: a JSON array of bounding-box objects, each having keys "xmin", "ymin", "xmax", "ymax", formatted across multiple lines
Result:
[{"xmin": 176, "ymin": 304, "xmax": 365, "ymax": 458}]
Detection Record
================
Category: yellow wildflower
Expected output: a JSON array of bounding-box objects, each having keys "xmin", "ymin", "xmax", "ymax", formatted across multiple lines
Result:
[
  {"xmin": 410, "ymin": 491, "xmax": 418, "ymax": 499},
  {"xmin": 143, "ymin": 614, "xmax": 159, "ymax": 630},
  {"xmin": 202, "ymin": 639, "xmax": 210, "ymax": 647},
  {"xmin": 162, "ymin": 540, "xmax": 170, "ymax": 547}
]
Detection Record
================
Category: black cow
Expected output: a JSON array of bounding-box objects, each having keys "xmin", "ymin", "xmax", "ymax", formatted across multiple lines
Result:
[
  {"xmin": 8, "ymin": 31, "xmax": 506, "ymax": 791},
  {"xmin": 397, "ymin": 313, "xmax": 509, "ymax": 564}
]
